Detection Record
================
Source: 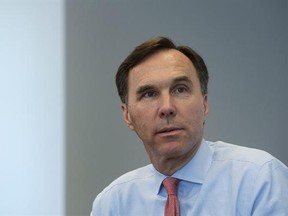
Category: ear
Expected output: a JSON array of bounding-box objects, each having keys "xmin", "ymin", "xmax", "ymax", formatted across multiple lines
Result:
[
  {"xmin": 121, "ymin": 103, "xmax": 135, "ymax": 131},
  {"xmin": 203, "ymin": 94, "xmax": 209, "ymax": 121}
]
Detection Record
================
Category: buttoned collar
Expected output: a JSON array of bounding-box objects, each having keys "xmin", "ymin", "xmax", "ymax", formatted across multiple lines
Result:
[
  {"xmin": 173, "ymin": 139, "xmax": 213, "ymax": 184},
  {"xmin": 151, "ymin": 139, "xmax": 213, "ymax": 195}
]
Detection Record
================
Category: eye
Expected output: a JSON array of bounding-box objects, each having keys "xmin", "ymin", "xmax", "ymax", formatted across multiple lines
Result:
[
  {"xmin": 142, "ymin": 91, "xmax": 157, "ymax": 99},
  {"xmin": 136, "ymin": 86, "xmax": 159, "ymax": 101},
  {"xmin": 138, "ymin": 90, "xmax": 158, "ymax": 101},
  {"xmin": 175, "ymin": 87, "xmax": 186, "ymax": 93},
  {"xmin": 173, "ymin": 86, "xmax": 188, "ymax": 94}
]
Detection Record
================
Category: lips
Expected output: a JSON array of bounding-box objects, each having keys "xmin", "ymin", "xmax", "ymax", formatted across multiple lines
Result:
[{"xmin": 156, "ymin": 127, "xmax": 183, "ymax": 134}]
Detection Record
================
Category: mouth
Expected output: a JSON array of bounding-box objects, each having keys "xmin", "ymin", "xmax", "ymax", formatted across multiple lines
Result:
[{"xmin": 156, "ymin": 127, "xmax": 183, "ymax": 135}]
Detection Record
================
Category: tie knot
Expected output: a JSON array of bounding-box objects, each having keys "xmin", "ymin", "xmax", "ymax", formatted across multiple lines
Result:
[{"xmin": 163, "ymin": 177, "xmax": 180, "ymax": 195}]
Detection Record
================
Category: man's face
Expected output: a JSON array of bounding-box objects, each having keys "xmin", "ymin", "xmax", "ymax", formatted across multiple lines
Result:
[{"xmin": 122, "ymin": 49, "xmax": 208, "ymax": 166}]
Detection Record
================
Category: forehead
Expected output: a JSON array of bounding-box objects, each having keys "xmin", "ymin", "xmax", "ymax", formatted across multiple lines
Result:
[{"xmin": 128, "ymin": 49, "xmax": 198, "ymax": 87}]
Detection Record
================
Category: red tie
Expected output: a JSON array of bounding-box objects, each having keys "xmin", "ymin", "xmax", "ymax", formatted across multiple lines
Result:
[{"xmin": 163, "ymin": 177, "xmax": 181, "ymax": 216}]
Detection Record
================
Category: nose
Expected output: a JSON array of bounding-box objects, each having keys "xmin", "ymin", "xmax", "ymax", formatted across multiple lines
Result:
[{"xmin": 158, "ymin": 94, "xmax": 176, "ymax": 120}]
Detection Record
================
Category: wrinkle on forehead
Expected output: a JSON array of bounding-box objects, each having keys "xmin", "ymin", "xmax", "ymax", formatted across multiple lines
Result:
[
  {"xmin": 130, "ymin": 49, "xmax": 194, "ymax": 75},
  {"xmin": 127, "ymin": 49, "xmax": 200, "ymax": 101}
]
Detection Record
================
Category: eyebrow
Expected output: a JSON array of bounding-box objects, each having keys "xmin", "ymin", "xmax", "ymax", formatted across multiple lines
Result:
[
  {"xmin": 136, "ymin": 84, "xmax": 155, "ymax": 97},
  {"xmin": 171, "ymin": 75, "xmax": 193, "ymax": 86}
]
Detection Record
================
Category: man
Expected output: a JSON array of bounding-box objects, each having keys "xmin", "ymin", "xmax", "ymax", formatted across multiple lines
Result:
[{"xmin": 91, "ymin": 36, "xmax": 288, "ymax": 215}]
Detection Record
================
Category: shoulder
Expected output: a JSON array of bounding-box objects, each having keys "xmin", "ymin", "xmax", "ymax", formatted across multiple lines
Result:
[
  {"xmin": 205, "ymin": 140, "xmax": 288, "ymax": 194},
  {"xmin": 207, "ymin": 140, "xmax": 285, "ymax": 168},
  {"xmin": 204, "ymin": 141, "xmax": 288, "ymax": 214},
  {"xmin": 95, "ymin": 164, "xmax": 154, "ymax": 201},
  {"xmin": 91, "ymin": 164, "xmax": 155, "ymax": 215},
  {"xmin": 102, "ymin": 164, "xmax": 154, "ymax": 194}
]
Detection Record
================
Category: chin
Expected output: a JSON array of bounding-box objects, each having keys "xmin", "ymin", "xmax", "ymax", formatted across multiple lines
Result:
[{"xmin": 158, "ymin": 142, "xmax": 189, "ymax": 157}]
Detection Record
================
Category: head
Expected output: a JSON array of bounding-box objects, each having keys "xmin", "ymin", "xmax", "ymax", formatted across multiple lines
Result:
[
  {"xmin": 116, "ymin": 36, "xmax": 208, "ymax": 104},
  {"xmin": 116, "ymin": 36, "xmax": 209, "ymax": 174}
]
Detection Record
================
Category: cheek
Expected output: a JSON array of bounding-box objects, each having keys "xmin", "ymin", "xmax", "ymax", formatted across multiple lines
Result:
[
  {"xmin": 129, "ymin": 108, "xmax": 153, "ymax": 137},
  {"xmin": 184, "ymin": 104, "xmax": 205, "ymax": 125}
]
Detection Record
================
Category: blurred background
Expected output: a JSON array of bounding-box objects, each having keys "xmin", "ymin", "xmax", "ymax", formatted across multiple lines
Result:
[{"xmin": 1, "ymin": 0, "xmax": 287, "ymax": 215}]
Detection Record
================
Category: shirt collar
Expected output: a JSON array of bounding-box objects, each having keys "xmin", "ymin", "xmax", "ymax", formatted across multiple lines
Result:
[
  {"xmin": 172, "ymin": 139, "xmax": 213, "ymax": 184},
  {"xmin": 151, "ymin": 140, "xmax": 213, "ymax": 195},
  {"xmin": 150, "ymin": 165, "xmax": 168, "ymax": 195}
]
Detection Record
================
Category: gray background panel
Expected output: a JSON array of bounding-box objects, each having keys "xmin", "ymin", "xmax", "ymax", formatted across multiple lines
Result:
[{"xmin": 65, "ymin": 1, "xmax": 288, "ymax": 215}]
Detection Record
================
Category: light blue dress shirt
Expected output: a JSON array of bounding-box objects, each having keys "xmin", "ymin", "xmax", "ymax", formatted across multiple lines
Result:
[{"xmin": 91, "ymin": 140, "xmax": 288, "ymax": 216}]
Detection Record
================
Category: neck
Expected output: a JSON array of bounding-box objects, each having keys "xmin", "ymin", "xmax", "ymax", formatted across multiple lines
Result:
[
  {"xmin": 151, "ymin": 144, "xmax": 200, "ymax": 176},
  {"xmin": 155, "ymin": 158, "xmax": 190, "ymax": 176}
]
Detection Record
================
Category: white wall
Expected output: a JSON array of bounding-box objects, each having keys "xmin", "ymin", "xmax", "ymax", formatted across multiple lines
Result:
[{"xmin": 0, "ymin": 1, "xmax": 65, "ymax": 215}]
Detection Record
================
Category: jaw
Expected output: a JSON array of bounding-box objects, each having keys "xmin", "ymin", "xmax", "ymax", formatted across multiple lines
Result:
[{"xmin": 143, "ymin": 138, "xmax": 201, "ymax": 176}]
